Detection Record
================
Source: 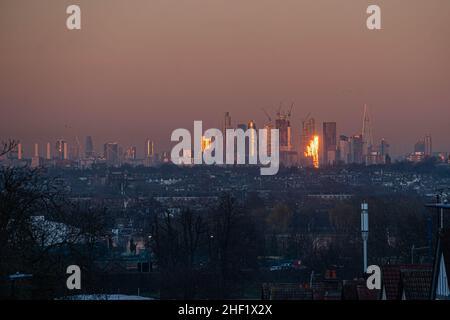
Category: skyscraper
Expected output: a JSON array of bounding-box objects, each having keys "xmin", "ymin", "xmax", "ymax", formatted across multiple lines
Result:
[
  {"xmin": 56, "ymin": 139, "xmax": 68, "ymax": 160},
  {"xmin": 85, "ymin": 136, "xmax": 94, "ymax": 158},
  {"xmin": 274, "ymin": 104, "xmax": 297, "ymax": 166},
  {"xmin": 33, "ymin": 143, "xmax": 39, "ymax": 158},
  {"xmin": 305, "ymin": 136, "xmax": 320, "ymax": 168},
  {"xmin": 145, "ymin": 139, "xmax": 154, "ymax": 158},
  {"xmin": 248, "ymin": 120, "xmax": 257, "ymax": 159},
  {"xmin": 223, "ymin": 112, "xmax": 233, "ymax": 162},
  {"xmin": 350, "ymin": 135, "xmax": 364, "ymax": 164},
  {"xmin": 17, "ymin": 142, "xmax": 23, "ymax": 160},
  {"xmin": 362, "ymin": 104, "xmax": 374, "ymax": 157},
  {"xmin": 46, "ymin": 142, "xmax": 51, "ymax": 160},
  {"xmin": 263, "ymin": 122, "xmax": 274, "ymax": 156},
  {"xmin": 31, "ymin": 143, "xmax": 40, "ymax": 168},
  {"xmin": 276, "ymin": 114, "xmax": 292, "ymax": 152},
  {"xmin": 104, "ymin": 142, "xmax": 120, "ymax": 166},
  {"xmin": 125, "ymin": 146, "xmax": 137, "ymax": 160},
  {"xmin": 144, "ymin": 139, "xmax": 155, "ymax": 166},
  {"xmin": 414, "ymin": 139, "xmax": 426, "ymax": 153},
  {"xmin": 425, "ymin": 135, "xmax": 432, "ymax": 157},
  {"xmin": 301, "ymin": 116, "xmax": 316, "ymax": 166},
  {"xmin": 224, "ymin": 112, "xmax": 232, "ymax": 132},
  {"xmin": 380, "ymin": 139, "xmax": 390, "ymax": 159},
  {"xmin": 70, "ymin": 144, "xmax": 80, "ymax": 161},
  {"xmin": 201, "ymin": 136, "xmax": 212, "ymax": 152},
  {"xmin": 301, "ymin": 118, "xmax": 315, "ymax": 154},
  {"xmin": 338, "ymin": 135, "xmax": 350, "ymax": 164},
  {"xmin": 64, "ymin": 143, "xmax": 68, "ymax": 161},
  {"xmin": 323, "ymin": 122, "xmax": 337, "ymax": 166}
]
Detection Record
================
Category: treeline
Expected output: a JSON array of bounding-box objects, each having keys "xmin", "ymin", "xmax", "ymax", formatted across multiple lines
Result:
[
  {"xmin": 146, "ymin": 190, "xmax": 430, "ymax": 298},
  {"xmin": 0, "ymin": 142, "xmax": 108, "ymax": 299}
]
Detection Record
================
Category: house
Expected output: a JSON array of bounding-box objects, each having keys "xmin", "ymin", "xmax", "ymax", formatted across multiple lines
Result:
[
  {"xmin": 342, "ymin": 279, "xmax": 380, "ymax": 300},
  {"xmin": 261, "ymin": 283, "xmax": 313, "ymax": 300},
  {"xmin": 310, "ymin": 268, "xmax": 343, "ymax": 300},
  {"xmin": 431, "ymin": 231, "xmax": 450, "ymax": 299},
  {"xmin": 400, "ymin": 268, "xmax": 432, "ymax": 300},
  {"xmin": 312, "ymin": 279, "xmax": 342, "ymax": 300},
  {"xmin": 381, "ymin": 264, "xmax": 432, "ymax": 300}
]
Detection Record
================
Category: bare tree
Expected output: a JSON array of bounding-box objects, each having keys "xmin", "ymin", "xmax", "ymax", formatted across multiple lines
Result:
[
  {"xmin": 150, "ymin": 208, "xmax": 207, "ymax": 298},
  {"xmin": 0, "ymin": 139, "xmax": 17, "ymax": 157},
  {"xmin": 0, "ymin": 166, "xmax": 108, "ymax": 298},
  {"xmin": 209, "ymin": 194, "xmax": 259, "ymax": 298}
]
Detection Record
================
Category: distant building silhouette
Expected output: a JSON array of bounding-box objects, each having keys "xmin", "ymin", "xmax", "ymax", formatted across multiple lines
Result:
[
  {"xmin": 85, "ymin": 136, "xmax": 94, "ymax": 158},
  {"xmin": 323, "ymin": 122, "xmax": 337, "ymax": 166},
  {"xmin": 104, "ymin": 142, "xmax": 120, "ymax": 166}
]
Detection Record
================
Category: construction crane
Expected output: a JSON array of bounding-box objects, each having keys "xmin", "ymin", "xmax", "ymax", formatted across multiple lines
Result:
[
  {"xmin": 261, "ymin": 108, "xmax": 272, "ymax": 123},
  {"xmin": 276, "ymin": 102, "xmax": 283, "ymax": 118},
  {"xmin": 287, "ymin": 102, "xmax": 294, "ymax": 119},
  {"xmin": 302, "ymin": 112, "xmax": 311, "ymax": 123},
  {"xmin": 275, "ymin": 101, "xmax": 294, "ymax": 120}
]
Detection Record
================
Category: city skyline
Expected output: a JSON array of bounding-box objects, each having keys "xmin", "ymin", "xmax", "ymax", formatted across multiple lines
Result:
[{"xmin": 2, "ymin": 109, "xmax": 443, "ymax": 165}]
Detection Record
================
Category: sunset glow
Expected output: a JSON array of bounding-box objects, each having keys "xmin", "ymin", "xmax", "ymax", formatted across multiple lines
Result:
[
  {"xmin": 305, "ymin": 135, "xmax": 320, "ymax": 169},
  {"xmin": 201, "ymin": 136, "xmax": 212, "ymax": 152}
]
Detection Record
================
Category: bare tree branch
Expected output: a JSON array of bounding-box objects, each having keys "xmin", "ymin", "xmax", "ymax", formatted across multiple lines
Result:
[{"xmin": 0, "ymin": 139, "xmax": 18, "ymax": 157}]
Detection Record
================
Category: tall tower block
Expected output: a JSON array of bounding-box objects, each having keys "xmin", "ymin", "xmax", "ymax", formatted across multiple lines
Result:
[{"xmin": 362, "ymin": 104, "xmax": 374, "ymax": 158}]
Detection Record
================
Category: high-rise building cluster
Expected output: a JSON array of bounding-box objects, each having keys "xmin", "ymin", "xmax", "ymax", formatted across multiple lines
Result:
[
  {"xmin": 406, "ymin": 134, "xmax": 448, "ymax": 163},
  {"xmin": 217, "ymin": 104, "xmax": 393, "ymax": 168},
  {"xmin": 1, "ymin": 137, "xmax": 161, "ymax": 168}
]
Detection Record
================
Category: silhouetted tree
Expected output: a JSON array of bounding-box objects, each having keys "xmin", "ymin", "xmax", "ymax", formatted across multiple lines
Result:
[
  {"xmin": 150, "ymin": 208, "xmax": 207, "ymax": 298},
  {"xmin": 0, "ymin": 165, "xmax": 108, "ymax": 298},
  {"xmin": 208, "ymin": 194, "xmax": 259, "ymax": 298}
]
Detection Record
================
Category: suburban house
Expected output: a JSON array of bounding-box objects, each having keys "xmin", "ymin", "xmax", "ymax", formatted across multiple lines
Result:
[
  {"xmin": 431, "ymin": 231, "xmax": 450, "ymax": 299},
  {"xmin": 381, "ymin": 264, "xmax": 432, "ymax": 300}
]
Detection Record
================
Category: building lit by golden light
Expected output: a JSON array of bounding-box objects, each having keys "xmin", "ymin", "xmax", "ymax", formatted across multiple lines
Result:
[
  {"xmin": 248, "ymin": 120, "xmax": 257, "ymax": 158},
  {"xmin": 145, "ymin": 139, "xmax": 154, "ymax": 158},
  {"xmin": 304, "ymin": 135, "xmax": 320, "ymax": 168},
  {"xmin": 201, "ymin": 136, "xmax": 212, "ymax": 151}
]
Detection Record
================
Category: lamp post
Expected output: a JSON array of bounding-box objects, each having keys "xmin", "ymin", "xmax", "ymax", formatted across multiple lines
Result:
[
  {"xmin": 361, "ymin": 202, "xmax": 369, "ymax": 273},
  {"xmin": 425, "ymin": 193, "xmax": 450, "ymax": 233}
]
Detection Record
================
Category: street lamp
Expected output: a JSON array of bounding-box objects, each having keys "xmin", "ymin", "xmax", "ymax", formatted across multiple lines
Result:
[
  {"xmin": 425, "ymin": 193, "xmax": 449, "ymax": 232},
  {"xmin": 361, "ymin": 202, "xmax": 369, "ymax": 273}
]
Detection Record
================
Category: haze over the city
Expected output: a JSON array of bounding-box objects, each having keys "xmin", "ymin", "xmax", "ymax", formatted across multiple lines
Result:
[{"xmin": 1, "ymin": 0, "xmax": 450, "ymax": 157}]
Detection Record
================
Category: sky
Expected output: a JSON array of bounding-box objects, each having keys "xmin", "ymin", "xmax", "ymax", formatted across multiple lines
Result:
[{"xmin": 1, "ymin": 0, "xmax": 450, "ymax": 158}]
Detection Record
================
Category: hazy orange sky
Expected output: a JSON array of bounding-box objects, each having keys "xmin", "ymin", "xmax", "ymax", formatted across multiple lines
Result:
[{"xmin": 1, "ymin": 0, "xmax": 449, "ymax": 157}]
